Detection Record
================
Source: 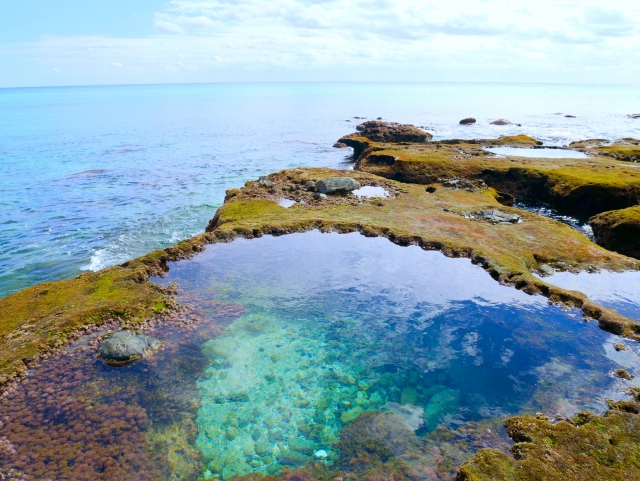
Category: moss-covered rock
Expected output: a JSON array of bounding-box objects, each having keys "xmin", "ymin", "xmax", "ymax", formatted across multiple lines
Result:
[
  {"xmin": 0, "ymin": 232, "xmax": 212, "ymax": 386},
  {"xmin": 340, "ymin": 135, "xmax": 640, "ymax": 216},
  {"xmin": 589, "ymin": 206, "xmax": 640, "ymax": 259},
  {"xmin": 457, "ymin": 410, "xmax": 640, "ymax": 481}
]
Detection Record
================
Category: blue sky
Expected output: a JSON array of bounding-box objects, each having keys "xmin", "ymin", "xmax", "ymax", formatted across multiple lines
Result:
[{"xmin": 1, "ymin": 0, "xmax": 639, "ymax": 87}]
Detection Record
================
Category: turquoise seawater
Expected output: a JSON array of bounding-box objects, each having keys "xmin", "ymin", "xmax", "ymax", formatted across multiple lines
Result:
[
  {"xmin": 2, "ymin": 82, "xmax": 640, "ymax": 297},
  {"xmin": 155, "ymin": 232, "xmax": 640, "ymax": 480},
  {"xmin": 2, "ymin": 232, "xmax": 640, "ymax": 480}
]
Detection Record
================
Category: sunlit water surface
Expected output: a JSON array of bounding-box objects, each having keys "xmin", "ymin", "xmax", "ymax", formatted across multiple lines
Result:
[
  {"xmin": 2, "ymin": 233, "xmax": 637, "ymax": 480},
  {"xmin": 2, "ymin": 82, "xmax": 640, "ymax": 297}
]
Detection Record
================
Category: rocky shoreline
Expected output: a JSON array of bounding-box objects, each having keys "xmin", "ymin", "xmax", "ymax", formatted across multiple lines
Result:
[{"xmin": 1, "ymin": 121, "xmax": 640, "ymax": 480}]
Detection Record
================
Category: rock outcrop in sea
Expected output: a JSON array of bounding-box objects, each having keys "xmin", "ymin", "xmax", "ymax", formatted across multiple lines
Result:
[{"xmin": 355, "ymin": 120, "xmax": 432, "ymax": 142}]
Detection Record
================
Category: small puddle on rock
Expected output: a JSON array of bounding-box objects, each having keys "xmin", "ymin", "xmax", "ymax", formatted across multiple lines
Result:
[
  {"xmin": 352, "ymin": 186, "xmax": 389, "ymax": 198},
  {"xmin": 486, "ymin": 147, "xmax": 588, "ymax": 159},
  {"xmin": 278, "ymin": 199, "xmax": 296, "ymax": 208}
]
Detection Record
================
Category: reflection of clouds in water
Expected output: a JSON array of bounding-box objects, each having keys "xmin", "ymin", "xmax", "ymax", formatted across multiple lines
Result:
[
  {"xmin": 462, "ymin": 332, "xmax": 482, "ymax": 366},
  {"xmin": 541, "ymin": 270, "xmax": 640, "ymax": 320},
  {"xmin": 500, "ymin": 348, "xmax": 514, "ymax": 365}
]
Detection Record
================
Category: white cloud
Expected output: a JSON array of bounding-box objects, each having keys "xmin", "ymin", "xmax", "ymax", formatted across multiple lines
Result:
[
  {"xmin": 111, "ymin": 62, "xmax": 123, "ymax": 67},
  {"xmin": 2, "ymin": 0, "xmax": 640, "ymax": 86}
]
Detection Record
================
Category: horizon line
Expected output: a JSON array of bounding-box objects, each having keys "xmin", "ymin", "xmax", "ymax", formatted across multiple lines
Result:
[{"xmin": 2, "ymin": 80, "xmax": 639, "ymax": 91}]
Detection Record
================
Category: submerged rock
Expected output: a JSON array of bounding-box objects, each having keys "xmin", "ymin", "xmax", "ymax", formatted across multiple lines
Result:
[
  {"xmin": 337, "ymin": 411, "xmax": 420, "ymax": 464},
  {"xmin": 316, "ymin": 177, "xmax": 360, "ymax": 195},
  {"xmin": 382, "ymin": 402, "xmax": 424, "ymax": 431},
  {"xmin": 97, "ymin": 330, "xmax": 158, "ymax": 365},
  {"xmin": 424, "ymin": 389, "xmax": 461, "ymax": 432},
  {"xmin": 354, "ymin": 120, "xmax": 432, "ymax": 142}
]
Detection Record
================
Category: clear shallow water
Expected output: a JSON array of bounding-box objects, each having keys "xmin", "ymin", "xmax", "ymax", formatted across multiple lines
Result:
[
  {"xmin": 515, "ymin": 201, "xmax": 594, "ymax": 240},
  {"xmin": 2, "ymin": 83, "xmax": 640, "ymax": 298},
  {"xmin": 2, "ymin": 232, "xmax": 640, "ymax": 481},
  {"xmin": 155, "ymin": 232, "xmax": 640, "ymax": 479},
  {"xmin": 485, "ymin": 147, "xmax": 588, "ymax": 158}
]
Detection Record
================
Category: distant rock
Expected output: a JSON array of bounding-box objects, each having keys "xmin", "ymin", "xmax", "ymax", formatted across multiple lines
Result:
[
  {"xmin": 460, "ymin": 118, "xmax": 476, "ymax": 125},
  {"xmin": 565, "ymin": 115, "xmax": 576, "ymax": 118},
  {"xmin": 316, "ymin": 177, "xmax": 360, "ymax": 195},
  {"xmin": 490, "ymin": 119, "xmax": 511, "ymax": 125},
  {"xmin": 628, "ymin": 114, "xmax": 640, "ymax": 119},
  {"xmin": 354, "ymin": 120, "xmax": 432, "ymax": 142},
  {"xmin": 333, "ymin": 142, "xmax": 348, "ymax": 148},
  {"xmin": 98, "ymin": 330, "xmax": 158, "ymax": 366}
]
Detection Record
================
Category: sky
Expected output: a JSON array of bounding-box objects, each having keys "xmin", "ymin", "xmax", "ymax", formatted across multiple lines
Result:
[{"xmin": 1, "ymin": 0, "xmax": 639, "ymax": 87}]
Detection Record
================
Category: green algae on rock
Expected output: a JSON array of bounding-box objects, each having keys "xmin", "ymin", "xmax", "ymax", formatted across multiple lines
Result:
[
  {"xmin": 0, "ymin": 232, "xmax": 217, "ymax": 386},
  {"xmin": 590, "ymin": 206, "xmax": 640, "ymax": 260},
  {"xmin": 456, "ymin": 410, "xmax": 640, "ymax": 481},
  {"xmin": 340, "ymin": 134, "xmax": 640, "ymax": 217}
]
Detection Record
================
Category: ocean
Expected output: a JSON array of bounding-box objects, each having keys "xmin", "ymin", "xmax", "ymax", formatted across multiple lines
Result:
[{"xmin": 1, "ymin": 82, "xmax": 639, "ymax": 298}]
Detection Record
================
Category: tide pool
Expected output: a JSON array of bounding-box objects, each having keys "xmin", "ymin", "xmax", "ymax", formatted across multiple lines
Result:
[{"xmin": 2, "ymin": 82, "xmax": 640, "ymax": 298}]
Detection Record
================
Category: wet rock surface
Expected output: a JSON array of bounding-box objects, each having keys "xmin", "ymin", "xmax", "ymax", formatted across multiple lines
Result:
[
  {"xmin": 315, "ymin": 177, "xmax": 360, "ymax": 194},
  {"xmin": 354, "ymin": 120, "xmax": 432, "ymax": 142},
  {"xmin": 97, "ymin": 330, "xmax": 159, "ymax": 365},
  {"xmin": 590, "ymin": 206, "xmax": 640, "ymax": 260}
]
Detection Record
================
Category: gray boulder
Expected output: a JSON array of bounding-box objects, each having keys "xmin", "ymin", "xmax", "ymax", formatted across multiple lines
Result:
[
  {"xmin": 480, "ymin": 209, "xmax": 520, "ymax": 224},
  {"xmin": 258, "ymin": 176, "xmax": 274, "ymax": 188},
  {"xmin": 98, "ymin": 330, "xmax": 158, "ymax": 365},
  {"xmin": 316, "ymin": 177, "xmax": 360, "ymax": 195}
]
